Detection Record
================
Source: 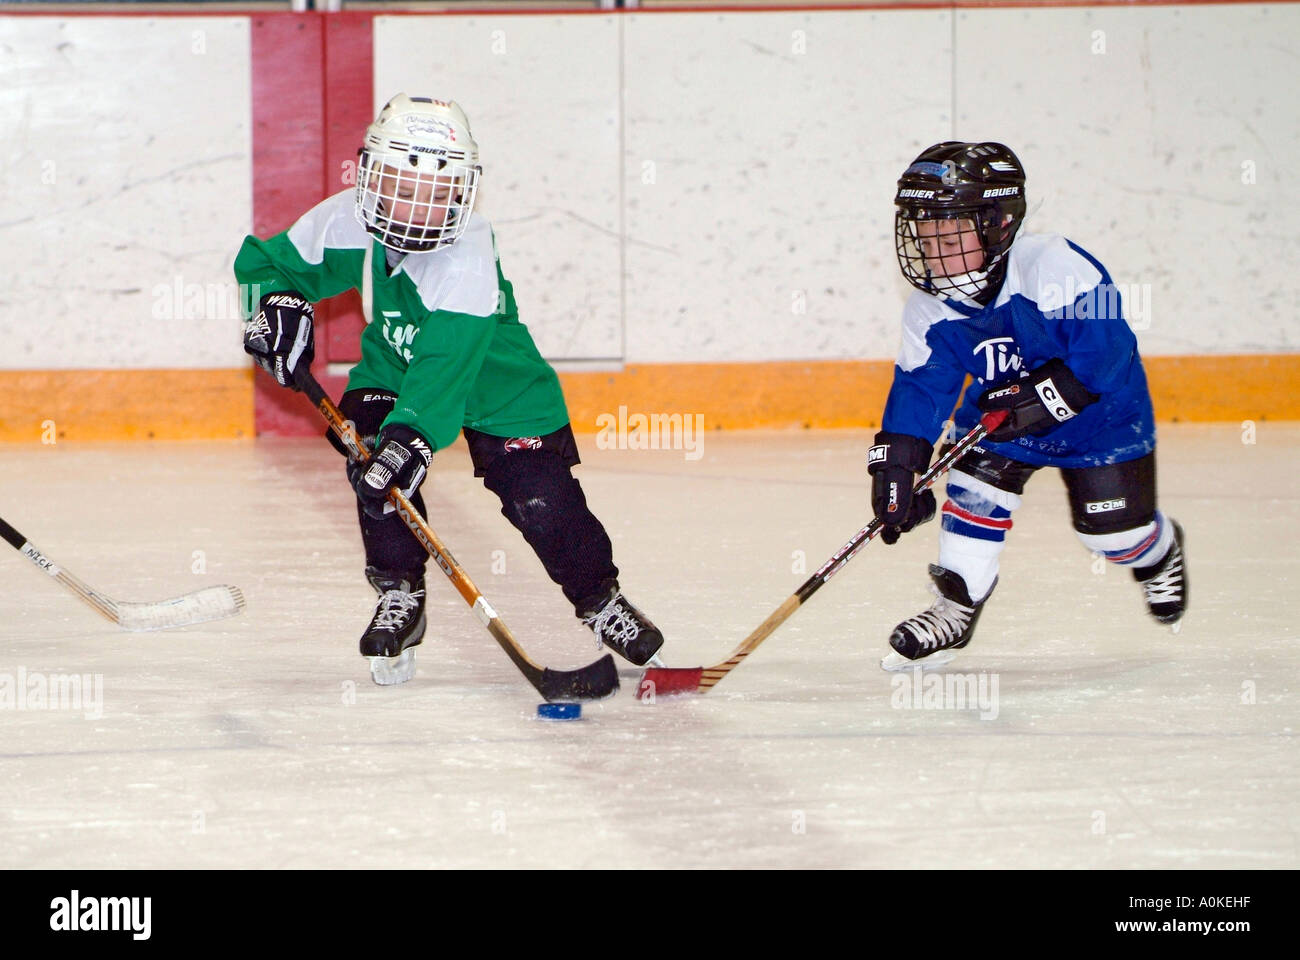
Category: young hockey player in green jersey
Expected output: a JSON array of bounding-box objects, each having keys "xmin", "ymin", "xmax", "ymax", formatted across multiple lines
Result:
[{"xmin": 237, "ymin": 94, "xmax": 663, "ymax": 684}]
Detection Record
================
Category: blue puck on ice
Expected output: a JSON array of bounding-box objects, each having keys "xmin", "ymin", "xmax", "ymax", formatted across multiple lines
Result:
[{"xmin": 537, "ymin": 702, "xmax": 582, "ymax": 721}]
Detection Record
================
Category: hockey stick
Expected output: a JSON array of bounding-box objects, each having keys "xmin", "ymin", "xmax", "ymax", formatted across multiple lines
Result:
[
  {"xmin": 0, "ymin": 515, "xmax": 245, "ymax": 631},
  {"xmin": 294, "ymin": 369, "xmax": 618, "ymax": 704},
  {"xmin": 639, "ymin": 409, "xmax": 1009, "ymax": 697}
]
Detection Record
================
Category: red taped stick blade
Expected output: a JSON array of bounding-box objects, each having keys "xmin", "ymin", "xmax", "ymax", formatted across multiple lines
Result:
[{"xmin": 639, "ymin": 667, "xmax": 704, "ymax": 698}]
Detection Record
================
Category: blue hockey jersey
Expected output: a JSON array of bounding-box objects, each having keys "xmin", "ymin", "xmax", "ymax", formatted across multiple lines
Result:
[{"xmin": 880, "ymin": 233, "xmax": 1155, "ymax": 468}]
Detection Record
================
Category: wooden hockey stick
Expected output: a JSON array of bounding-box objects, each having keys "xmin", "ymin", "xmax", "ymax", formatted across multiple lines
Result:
[
  {"xmin": 639, "ymin": 409, "xmax": 1009, "ymax": 697},
  {"xmin": 0, "ymin": 515, "xmax": 245, "ymax": 631},
  {"xmin": 295, "ymin": 369, "xmax": 618, "ymax": 703}
]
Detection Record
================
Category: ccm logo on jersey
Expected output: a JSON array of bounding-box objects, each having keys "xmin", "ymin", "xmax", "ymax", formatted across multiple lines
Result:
[
  {"xmin": 867, "ymin": 444, "xmax": 889, "ymax": 465},
  {"xmin": 1035, "ymin": 378, "xmax": 1079, "ymax": 422},
  {"xmin": 1085, "ymin": 498, "xmax": 1127, "ymax": 514}
]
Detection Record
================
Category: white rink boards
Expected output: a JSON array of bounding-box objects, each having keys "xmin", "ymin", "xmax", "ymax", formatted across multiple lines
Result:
[{"xmin": 0, "ymin": 425, "xmax": 1294, "ymax": 869}]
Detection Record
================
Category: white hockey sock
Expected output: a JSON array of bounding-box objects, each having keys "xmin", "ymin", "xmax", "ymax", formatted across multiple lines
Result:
[
  {"xmin": 936, "ymin": 469, "xmax": 1021, "ymax": 603},
  {"xmin": 1075, "ymin": 510, "xmax": 1173, "ymax": 569}
]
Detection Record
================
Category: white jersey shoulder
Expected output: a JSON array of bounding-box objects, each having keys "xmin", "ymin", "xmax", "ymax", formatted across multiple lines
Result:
[
  {"xmin": 897, "ymin": 290, "xmax": 967, "ymax": 373},
  {"xmin": 996, "ymin": 232, "xmax": 1104, "ymax": 313},
  {"xmin": 286, "ymin": 189, "xmax": 371, "ymax": 264},
  {"xmin": 399, "ymin": 214, "xmax": 500, "ymax": 317}
]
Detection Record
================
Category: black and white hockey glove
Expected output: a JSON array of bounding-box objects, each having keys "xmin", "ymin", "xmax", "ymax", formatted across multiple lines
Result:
[
  {"xmin": 243, "ymin": 291, "xmax": 315, "ymax": 390},
  {"xmin": 348, "ymin": 423, "xmax": 433, "ymax": 519},
  {"xmin": 868, "ymin": 431, "xmax": 937, "ymax": 546},
  {"xmin": 977, "ymin": 358, "xmax": 1099, "ymax": 442}
]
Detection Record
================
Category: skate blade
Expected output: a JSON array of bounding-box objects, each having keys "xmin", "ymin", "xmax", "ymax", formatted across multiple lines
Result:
[
  {"xmin": 879, "ymin": 649, "xmax": 957, "ymax": 673},
  {"xmin": 369, "ymin": 649, "xmax": 416, "ymax": 686}
]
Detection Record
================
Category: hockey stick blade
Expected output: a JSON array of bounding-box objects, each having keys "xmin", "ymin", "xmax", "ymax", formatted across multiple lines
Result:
[
  {"xmin": 638, "ymin": 665, "xmax": 704, "ymax": 698},
  {"xmin": 114, "ymin": 586, "xmax": 247, "ymax": 632},
  {"xmin": 538, "ymin": 653, "xmax": 620, "ymax": 703},
  {"xmin": 1, "ymin": 514, "xmax": 246, "ymax": 632}
]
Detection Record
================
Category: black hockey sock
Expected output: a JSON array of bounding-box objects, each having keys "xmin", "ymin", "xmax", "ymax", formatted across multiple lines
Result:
[
  {"xmin": 333, "ymin": 388, "xmax": 428, "ymax": 583},
  {"xmin": 356, "ymin": 488, "xmax": 428, "ymax": 583},
  {"xmin": 483, "ymin": 452, "xmax": 619, "ymax": 614}
]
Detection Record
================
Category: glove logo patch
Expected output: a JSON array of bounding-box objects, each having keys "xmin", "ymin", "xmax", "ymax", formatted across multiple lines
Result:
[
  {"xmin": 245, "ymin": 313, "xmax": 271, "ymax": 340},
  {"xmin": 363, "ymin": 463, "xmax": 394, "ymax": 490},
  {"xmin": 867, "ymin": 444, "xmax": 889, "ymax": 466},
  {"xmin": 1035, "ymin": 377, "xmax": 1078, "ymax": 422},
  {"xmin": 376, "ymin": 445, "xmax": 411, "ymax": 472},
  {"xmin": 262, "ymin": 294, "xmax": 311, "ymax": 312},
  {"xmin": 409, "ymin": 438, "xmax": 433, "ymax": 466}
]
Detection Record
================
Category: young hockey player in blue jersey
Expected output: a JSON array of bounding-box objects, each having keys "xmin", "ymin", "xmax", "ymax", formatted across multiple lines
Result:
[{"xmin": 868, "ymin": 141, "xmax": 1188, "ymax": 667}]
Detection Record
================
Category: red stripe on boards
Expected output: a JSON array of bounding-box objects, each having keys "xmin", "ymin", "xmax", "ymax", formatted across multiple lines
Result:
[
  {"xmin": 320, "ymin": 12, "xmax": 374, "ymax": 370},
  {"xmin": 250, "ymin": 15, "xmax": 329, "ymax": 437},
  {"xmin": 250, "ymin": 14, "xmax": 373, "ymax": 435}
]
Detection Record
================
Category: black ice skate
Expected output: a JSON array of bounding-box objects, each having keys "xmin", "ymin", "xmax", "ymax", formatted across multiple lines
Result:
[
  {"xmin": 361, "ymin": 567, "xmax": 427, "ymax": 685},
  {"xmin": 882, "ymin": 565, "xmax": 993, "ymax": 671},
  {"xmin": 1133, "ymin": 519, "xmax": 1187, "ymax": 624},
  {"xmin": 582, "ymin": 590, "xmax": 664, "ymax": 666}
]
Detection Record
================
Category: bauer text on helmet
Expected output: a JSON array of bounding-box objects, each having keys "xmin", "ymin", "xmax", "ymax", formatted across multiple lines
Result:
[
  {"xmin": 893, "ymin": 142, "xmax": 1027, "ymax": 304},
  {"xmin": 355, "ymin": 94, "xmax": 482, "ymax": 253}
]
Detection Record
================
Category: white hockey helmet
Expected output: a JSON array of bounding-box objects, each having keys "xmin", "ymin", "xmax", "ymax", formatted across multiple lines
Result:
[{"xmin": 355, "ymin": 94, "xmax": 481, "ymax": 253}]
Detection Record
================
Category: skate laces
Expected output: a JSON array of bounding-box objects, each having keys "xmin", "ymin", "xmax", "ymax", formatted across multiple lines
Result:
[
  {"xmin": 904, "ymin": 592, "xmax": 975, "ymax": 652},
  {"xmin": 585, "ymin": 596, "xmax": 641, "ymax": 651},
  {"xmin": 1142, "ymin": 545, "xmax": 1183, "ymax": 604},
  {"xmin": 373, "ymin": 589, "xmax": 423, "ymax": 630}
]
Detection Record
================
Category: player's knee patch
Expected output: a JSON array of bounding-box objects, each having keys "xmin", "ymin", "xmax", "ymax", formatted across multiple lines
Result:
[{"xmin": 483, "ymin": 452, "xmax": 579, "ymax": 538}]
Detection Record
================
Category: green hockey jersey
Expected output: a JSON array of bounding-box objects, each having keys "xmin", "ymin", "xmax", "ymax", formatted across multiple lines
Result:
[{"xmin": 234, "ymin": 190, "xmax": 571, "ymax": 450}]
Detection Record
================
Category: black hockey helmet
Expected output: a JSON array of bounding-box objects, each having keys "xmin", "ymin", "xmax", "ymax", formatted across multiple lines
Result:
[{"xmin": 894, "ymin": 142, "xmax": 1027, "ymax": 304}]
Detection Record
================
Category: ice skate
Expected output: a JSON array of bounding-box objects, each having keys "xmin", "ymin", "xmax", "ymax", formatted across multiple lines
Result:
[
  {"xmin": 880, "ymin": 647, "xmax": 959, "ymax": 673},
  {"xmin": 1133, "ymin": 519, "xmax": 1187, "ymax": 624},
  {"xmin": 361, "ymin": 567, "xmax": 427, "ymax": 685},
  {"xmin": 882, "ymin": 565, "xmax": 993, "ymax": 670},
  {"xmin": 582, "ymin": 589, "xmax": 664, "ymax": 666}
]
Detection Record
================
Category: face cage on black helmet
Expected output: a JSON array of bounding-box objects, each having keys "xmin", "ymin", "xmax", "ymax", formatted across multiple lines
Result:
[
  {"xmin": 355, "ymin": 151, "xmax": 481, "ymax": 254},
  {"xmin": 895, "ymin": 206, "xmax": 1019, "ymax": 304}
]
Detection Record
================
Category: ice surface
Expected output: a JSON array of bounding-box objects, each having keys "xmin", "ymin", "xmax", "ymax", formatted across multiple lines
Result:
[{"xmin": 0, "ymin": 423, "xmax": 1294, "ymax": 868}]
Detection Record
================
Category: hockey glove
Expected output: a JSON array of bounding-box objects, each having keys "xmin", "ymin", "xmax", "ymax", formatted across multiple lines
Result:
[
  {"xmin": 348, "ymin": 423, "xmax": 433, "ymax": 519},
  {"xmin": 868, "ymin": 431, "xmax": 937, "ymax": 545},
  {"xmin": 977, "ymin": 358, "xmax": 1099, "ymax": 442},
  {"xmin": 243, "ymin": 291, "xmax": 315, "ymax": 390}
]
